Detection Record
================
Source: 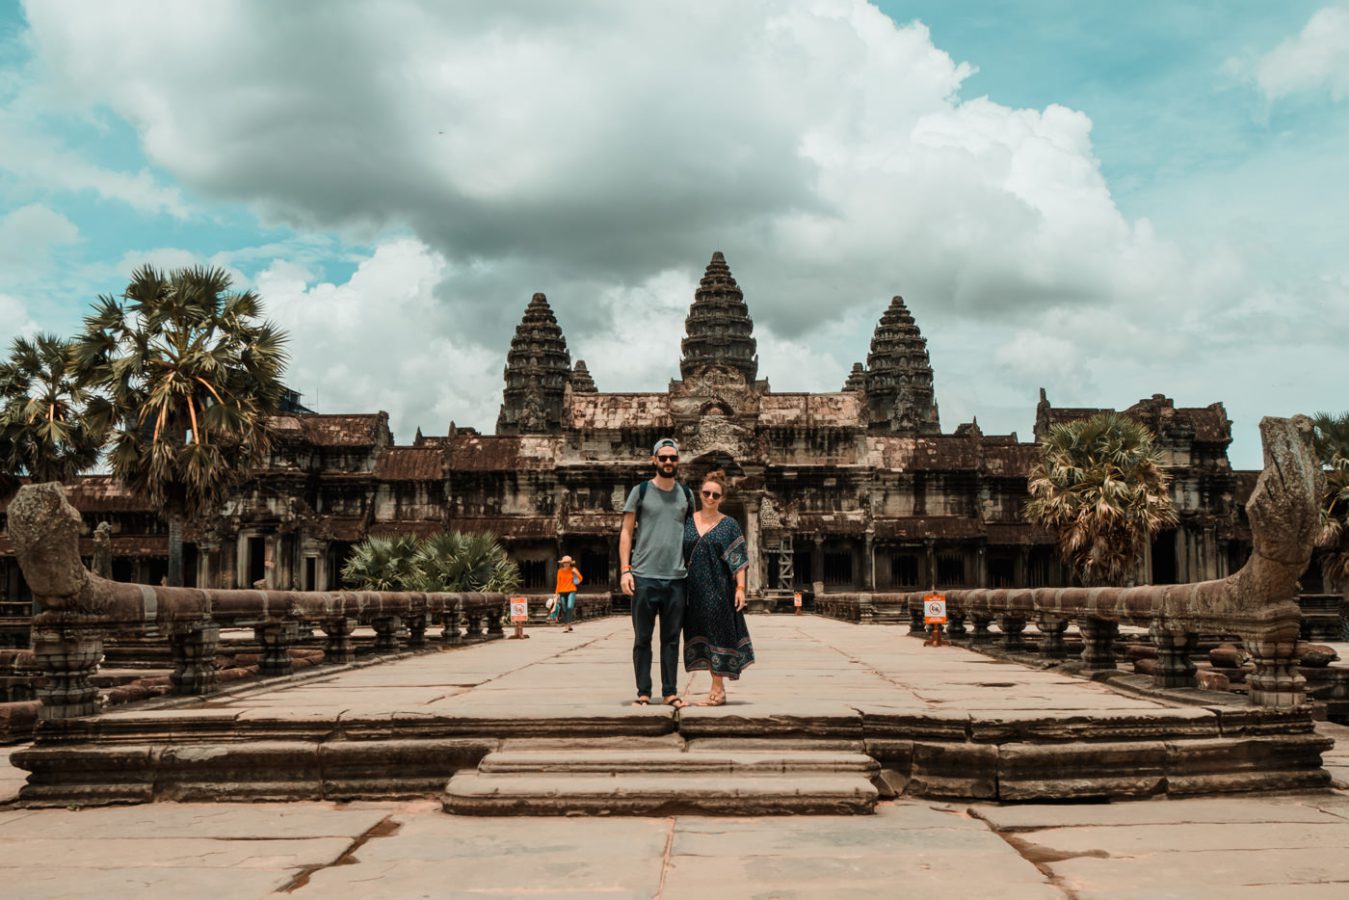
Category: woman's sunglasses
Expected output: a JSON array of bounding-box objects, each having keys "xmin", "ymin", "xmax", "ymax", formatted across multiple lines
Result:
[{"xmin": 700, "ymin": 489, "xmax": 723, "ymax": 500}]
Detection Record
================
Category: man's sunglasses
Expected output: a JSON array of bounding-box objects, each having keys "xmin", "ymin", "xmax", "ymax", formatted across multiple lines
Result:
[
  {"xmin": 657, "ymin": 454, "xmax": 679, "ymax": 462},
  {"xmin": 700, "ymin": 489, "xmax": 722, "ymax": 500}
]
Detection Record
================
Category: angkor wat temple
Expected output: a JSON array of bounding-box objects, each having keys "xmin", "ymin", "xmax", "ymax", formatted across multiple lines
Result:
[{"xmin": 0, "ymin": 252, "xmax": 1256, "ymax": 605}]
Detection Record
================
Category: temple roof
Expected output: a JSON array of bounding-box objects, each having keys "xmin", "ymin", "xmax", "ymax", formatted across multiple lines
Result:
[
  {"xmin": 497, "ymin": 292, "xmax": 572, "ymax": 434},
  {"xmin": 270, "ymin": 413, "xmax": 392, "ymax": 448},
  {"xmin": 680, "ymin": 251, "xmax": 758, "ymax": 383},
  {"xmin": 372, "ymin": 447, "xmax": 445, "ymax": 481}
]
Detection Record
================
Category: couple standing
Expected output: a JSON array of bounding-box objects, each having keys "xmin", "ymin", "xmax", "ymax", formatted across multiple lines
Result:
[{"xmin": 619, "ymin": 438, "xmax": 755, "ymax": 708}]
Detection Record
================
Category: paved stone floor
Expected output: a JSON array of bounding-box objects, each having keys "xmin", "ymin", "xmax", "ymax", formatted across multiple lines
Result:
[{"xmin": 2, "ymin": 616, "xmax": 1348, "ymax": 898}]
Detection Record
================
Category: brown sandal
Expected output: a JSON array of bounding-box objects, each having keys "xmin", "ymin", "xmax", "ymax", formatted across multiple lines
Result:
[
  {"xmin": 698, "ymin": 690, "xmax": 726, "ymax": 707},
  {"xmin": 663, "ymin": 695, "xmax": 688, "ymax": 709}
]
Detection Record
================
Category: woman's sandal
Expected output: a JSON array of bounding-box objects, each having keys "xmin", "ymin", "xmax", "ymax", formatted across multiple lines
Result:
[
  {"xmin": 698, "ymin": 690, "xmax": 726, "ymax": 707},
  {"xmin": 663, "ymin": 695, "xmax": 688, "ymax": 709}
]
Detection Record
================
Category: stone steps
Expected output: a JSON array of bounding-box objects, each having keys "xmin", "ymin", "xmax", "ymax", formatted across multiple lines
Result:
[{"xmin": 444, "ymin": 743, "xmax": 881, "ymax": 816}]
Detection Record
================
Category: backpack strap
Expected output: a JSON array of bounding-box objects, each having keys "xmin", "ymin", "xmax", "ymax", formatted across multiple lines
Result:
[{"xmin": 634, "ymin": 479, "xmax": 696, "ymax": 529}]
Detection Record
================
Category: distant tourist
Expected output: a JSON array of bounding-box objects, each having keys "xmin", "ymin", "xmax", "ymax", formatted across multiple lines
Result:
[
  {"xmin": 553, "ymin": 555, "xmax": 583, "ymax": 633},
  {"xmin": 619, "ymin": 438, "xmax": 694, "ymax": 708},
  {"xmin": 682, "ymin": 469, "xmax": 754, "ymax": 705}
]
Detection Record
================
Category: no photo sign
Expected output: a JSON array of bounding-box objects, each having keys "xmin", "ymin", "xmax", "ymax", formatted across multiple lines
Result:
[{"xmin": 923, "ymin": 593, "xmax": 947, "ymax": 625}]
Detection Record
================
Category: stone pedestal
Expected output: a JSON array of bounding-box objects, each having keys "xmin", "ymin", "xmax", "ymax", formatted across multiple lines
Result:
[
  {"xmin": 407, "ymin": 614, "xmax": 428, "ymax": 649},
  {"xmin": 33, "ymin": 628, "xmax": 104, "ymax": 720},
  {"xmin": 1079, "ymin": 618, "xmax": 1119, "ymax": 671},
  {"xmin": 998, "ymin": 615, "xmax": 1027, "ymax": 652},
  {"xmin": 322, "ymin": 617, "xmax": 358, "ymax": 664},
  {"xmin": 169, "ymin": 621, "xmax": 220, "ymax": 695},
  {"xmin": 441, "ymin": 604, "xmax": 463, "ymax": 644},
  {"xmin": 1036, "ymin": 616, "xmax": 1068, "ymax": 659},
  {"xmin": 908, "ymin": 605, "xmax": 926, "ymax": 635},
  {"xmin": 1244, "ymin": 634, "xmax": 1306, "ymax": 707},
  {"xmin": 1150, "ymin": 625, "xmax": 1197, "ymax": 689},
  {"xmin": 486, "ymin": 607, "xmax": 505, "ymax": 639},
  {"xmin": 254, "ymin": 621, "xmax": 299, "ymax": 677},
  {"xmin": 464, "ymin": 611, "xmax": 484, "ymax": 642},
  {"xmin": 970, "ymin": 614, "xmax": 994, "ymax": 646},
  {"xmin": 946, "ymin": 613, "xmax": 967, "ymax": 639},
  {"xmin": 371, "ymin": 616, "xmax": 406, "ymax": 655}
]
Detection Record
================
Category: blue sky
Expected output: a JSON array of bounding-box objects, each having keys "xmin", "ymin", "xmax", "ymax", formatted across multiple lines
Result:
[{"xmin": 1, "ymin": 1, "xmax": 1346, "ymax": 468}]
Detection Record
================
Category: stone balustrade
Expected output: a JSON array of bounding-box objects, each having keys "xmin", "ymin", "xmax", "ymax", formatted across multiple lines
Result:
[{"xmin": 5, "ymin": 481, "xmax": 508, "ymax": 719}]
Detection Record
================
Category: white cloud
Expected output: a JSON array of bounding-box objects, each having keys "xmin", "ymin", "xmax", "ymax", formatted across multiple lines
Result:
[
  {"xmin": 258, "ymin": 238, "xmax": 500, "ymax": 439},
  {"xmin": 0, "ymin": 203, "xmax": 79, "ymax": 271},
  {"xmin": 1255, "ymin": 5, "xmax": 1349, "ymax": 100},
  {"xmin": 0, "ymin": 293, "xmax": 40, "ymax": 343},
  {"xmin": 13, "ymin": 1, "xmax": 1345, "ymax": 467}
]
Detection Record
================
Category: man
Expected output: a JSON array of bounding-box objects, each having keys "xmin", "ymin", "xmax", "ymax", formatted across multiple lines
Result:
[{"xmin": 619, "ymin": 438, "xmax": 694, "ymax": 708}]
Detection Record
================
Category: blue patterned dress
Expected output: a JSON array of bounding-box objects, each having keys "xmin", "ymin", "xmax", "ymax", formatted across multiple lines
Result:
[{"xmin": 682, "ymin": 515, "xmax": 755, "ymax": 678}]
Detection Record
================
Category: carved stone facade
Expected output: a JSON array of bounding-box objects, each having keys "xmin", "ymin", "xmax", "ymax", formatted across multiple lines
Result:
[{"xmin": 0, "ymin": 251, "xmax": 1256, "ymax": 602}]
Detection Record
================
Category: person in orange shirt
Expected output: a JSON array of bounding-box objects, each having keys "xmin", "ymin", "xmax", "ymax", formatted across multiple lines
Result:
[{"xmin": 554, "ymin": 555, "xmax": 583, "ymax": 633}]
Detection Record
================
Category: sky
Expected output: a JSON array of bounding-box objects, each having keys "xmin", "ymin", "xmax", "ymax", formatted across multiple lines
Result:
[{"xmin": 1, "ymin": 0, "xmax": 1346, "ymax": 469}]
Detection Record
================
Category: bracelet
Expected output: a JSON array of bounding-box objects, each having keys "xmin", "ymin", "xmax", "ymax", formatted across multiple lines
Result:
[
  {"xmin": 735, "ymin": 586, "xmax": 745, "ymax": 594},
  {"xmin": 622, "ymin": 565, "xmax": 633, "ymax": 572}
]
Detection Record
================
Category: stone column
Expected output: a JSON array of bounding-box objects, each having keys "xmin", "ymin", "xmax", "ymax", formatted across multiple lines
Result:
[
  {"xmin": 861, "ymin": 533, "xmax": 875, "ymax": 591},
  {"xmin": 170, "ymin": 621, "xmax": 220, "ymax": 695},
  {"xmin": 1244, "ymin": 634, "xmax": 1306, "ymax": 707},
  {"xmin": 1078, "ymin": 618, "xmax": 1119, "ymax": 671},
  {"xmin": 486, "ymin": 603, "xmax": 505, "ymax": 639},
  {"xmin": 254, "ymin": 621, "xmax": 298, "ymax": 676},
  {"xmin": 924, "ymin": 539, "xmax": 936, "ymax": 589},
  {"xmin": 811, "ymin": 537, "xmax": 824, "ymax": 593},
  {"xmin": 322, "ymin": 617, "xmax": 358, "ymax": 664},
  {"xmin": 998, "ymin": 615, "xmax": 1027, "ymax": 652},
  {"xmin": 463, "ymin": 609, "xmax": 484, "ymax": 641},
  {"xmin": 371, "ymin": 615, "xmax": 405, "ymax": 654},
  {"xmin": 33, "ymin": 625, "xmax": 104, "ymax": 719},
  {"xmin": 977, "ymin": 543, "xmax": 988, "ymax": 589},
  {"xmin": 947, "ymin": 612, "xmax": 968, "ymax": 639},
  {"xmin": 1150, "ymin": 624, "xmax": 1197, "ymax": 689},
  {"xmin": 1036, "ymin": 615, "xmax": 1068, "ymax": 659},
  {"xmin": 744, "ymin": 499, "xmax": 762, "ymax": 595}
]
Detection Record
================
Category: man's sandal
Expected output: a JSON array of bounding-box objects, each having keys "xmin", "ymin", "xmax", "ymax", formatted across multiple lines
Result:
[
  {"xmin": 632, "ymin": 696, "xmax": 651, "ymax": 706},
  {"xmin": 663, "ymin": 696, "xmax": 688, "ymax": 709}
]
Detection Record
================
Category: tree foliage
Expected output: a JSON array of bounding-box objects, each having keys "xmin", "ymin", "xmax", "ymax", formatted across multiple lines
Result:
[
  {"xmin": 1025, "ymin": 412, "xmax": 1178, "ymax": 587},
  {"xmin": 71, "ymin": 264, "xmax": 288, "ymax": 585},
  {"xmin": 0, "ymin": 333, "xmax": 104, "ymax": 484},
  {"xmin": 1312, "ymin": 411, "xmax": 1349, "ymax": 592},
  {"xmin": 343, "ymin": 531, "xmax": 520, "ymax": 594}
]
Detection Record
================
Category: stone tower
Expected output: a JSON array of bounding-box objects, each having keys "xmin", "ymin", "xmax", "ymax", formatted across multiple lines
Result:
[
  {"xmin": 571, "ymin": 360, "xmax": 597, "ymax": 393},
  {"xmin": 496, "ymin": 293, "xmax": 572, "ymax": 434},
  {"xmin": 864, "ymin": 296, "xmax": 940, "ymax": 435},
  {"xmin": 680, "ymin": 251, "xmax": 758, "ymax": 383},
  {"xmin": 843, "ymin": 362, "xmax": 867, "ymax": 392}
]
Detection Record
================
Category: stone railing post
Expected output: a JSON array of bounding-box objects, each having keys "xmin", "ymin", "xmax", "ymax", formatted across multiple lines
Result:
[
  {"xmin": 970, "ymin": 614, "xmax": 994, "ymax": 646},
  {"xmin": 254, "ymin": 621, "xmax": 298, "ymax": 676},
  {"xmin": 1244, "ymin": 634, "xmax": 1305, "ymax": 707},
  {"xmin": 486, "ymin": 603, "xmax": 505, "ymax": 639},
  {"xmin": 441, "ymin": 602, "xmax": 463, "ymax": 644},
  {"xmin": 1150, "ymin": 623, "xmax": 1197, "ymax": 689},
  {"xmin": 1036, "ymin": 615, "xmax": 1068, "ymax": 659},
  {"xmin": 169, "ymin": 619, "xmax": 220, "ymax": 695},
  {"xmin": 322, "ymin": 617, "xmax": 358, "ymax": 665},
  {"xmin": 1078, "ymin": 618, "xmax": 1119, "ymax": 671},
  {"xmin": 997, "ymin": 615, "xmax": 1027, "ymax": 652},
  {"xmin": 371, "ymin": 615, "xmax": 405, "ymax": 654},
  {"xmin": 463, "ymin": 609, "xmax": 484, "ymax": 641},
  {"xmin": 407, "ymin": 613, "xmax": 428, "ymax": 649},
  {"xmin": 946, "ymin": 612, "xmax": 967, "ymax": 639},
  {"xmin": 908, "ymin": 603, "xmax": 926, "ymax": 635},
  {"xmin": 32, "ymin": 620, "xmax": 104, "ymax": 720}
]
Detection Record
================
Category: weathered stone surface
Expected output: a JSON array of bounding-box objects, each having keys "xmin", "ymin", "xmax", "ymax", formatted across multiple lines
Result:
[
  {"xmin": 997, "ymin": 740, "xmax": 1167, "ymax": 801},
  {"xmin": 1298, "ymin": 643, "xmax": 1339, "ymax": 667},
  {"xmin": 1196, "ymin": 669, "xmax": 1231, "ymax": 691},
  {"xmin": 909, "ymin": 741, "xmax": 998, "ymax": 799}
]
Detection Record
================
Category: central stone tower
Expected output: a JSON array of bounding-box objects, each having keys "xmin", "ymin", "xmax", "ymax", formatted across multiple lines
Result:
[
  {"xmin": 680, "ymin": 251, "xmax": 758, "ymax": 383},
  {"xmin": 864, "ymin": 295, "xmax": 940, "ymax": 435},
  {"xmin": 496, "ymin": 292, "xmax": 572, "ymax": 434}
]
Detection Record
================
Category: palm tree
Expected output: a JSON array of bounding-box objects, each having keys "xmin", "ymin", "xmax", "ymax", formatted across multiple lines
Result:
[
  {"xmin": 1025, "ymin": 412, "xmax": 1178, "ymax": 587},
  {"xmin": 0, "ymin": 333, "xmax": 104, "ymax": 484},
  {"xmin": 413, "ymin": 531, "xmax": 520, "ymax": 593},
  {"xmin": 341, "ymin": 534, "xmax": 422, "ymax": 591},
  {"xmin": 342, "ymin": 531, "xmax": 521, "ymax": 594},
  {"xmin": 72, "ymin": 265, "xmax": 288, "ymax": 586}
]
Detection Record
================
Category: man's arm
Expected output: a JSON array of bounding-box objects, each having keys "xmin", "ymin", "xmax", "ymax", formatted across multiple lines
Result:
[{"xmin": 619, "ymin": 511, "xmax": 636, "ymax": 596}]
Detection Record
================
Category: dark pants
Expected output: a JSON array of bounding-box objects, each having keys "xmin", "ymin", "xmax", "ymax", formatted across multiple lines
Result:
[{"xmin": 632, "ymin": 576, "xmax": 686, "ymax": 699}]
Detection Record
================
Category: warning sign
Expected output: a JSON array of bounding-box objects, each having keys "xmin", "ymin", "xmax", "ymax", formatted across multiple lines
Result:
[
  {"xmin": 923, "ymin": 593, "xmax": 947, "ymax": 625},
  {"xmin": 793, "ymin": 592, "xmax": 803, "ymax": 608},
  {"xmin": 509, "ymin": 596, "xmax": 528, "ymax": 623}
]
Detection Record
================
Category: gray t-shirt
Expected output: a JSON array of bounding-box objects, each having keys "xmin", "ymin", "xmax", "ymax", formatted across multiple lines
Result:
[{"xmin": 623, "ymin": 480, "xmax": 691, "ymax": 580}]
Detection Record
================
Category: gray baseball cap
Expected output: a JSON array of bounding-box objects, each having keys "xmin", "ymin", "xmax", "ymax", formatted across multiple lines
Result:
[{"xmin": 652, "ymin": 438, "xmax": 679, "ymax": 455}]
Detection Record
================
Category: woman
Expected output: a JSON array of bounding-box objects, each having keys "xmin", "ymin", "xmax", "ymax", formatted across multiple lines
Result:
[
  {"xmin": 553, "ymin": 555, "xmax": 582, "ymax": 633},
  {"xmin": 682, "ymin": 469, "xmax": 755, "ymax": 705}
]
